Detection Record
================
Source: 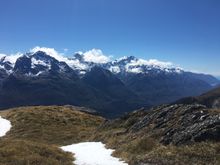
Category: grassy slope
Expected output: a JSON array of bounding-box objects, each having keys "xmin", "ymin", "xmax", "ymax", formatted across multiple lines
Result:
[
  {"xmin": 0, "ymin": 106, "xmax": 104, "ymax": 165},
  {"xmin": 0, "ymin": 139, "xmax": 74, "ymax": 165}
]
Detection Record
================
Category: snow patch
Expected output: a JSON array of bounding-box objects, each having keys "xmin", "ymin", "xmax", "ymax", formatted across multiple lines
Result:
[
  {"xmin": 61, "ymin": 142, "xmax": 127, "ymax": 165},
  {"xmin": 127, "ymin": 59, "xmax": 173, "ymax": 69},
  {"xmin": 0, "ymin": 65, "xmax": 4, "ymax": 69},
  {"xmin": 67, "ymin": 59, "xmax": 88, "ymax": 71},
  {"xmin": 3, "ymin": 53, "xmax": 23, "ymax": 65},
  {"xmin": 124, "ymin": 58, "xmax": 181, "ymax": 73},
  {"xmin": 109, "ymin": 66, "xmax": 121, "ymax": 73},
  {"xmin": 31, "ymin": 58, "xmax": 49, "ymax": 68},
  {"xmin": 35, "ymin": 71, "xmax": 44, "ymax": 76},
  {"xmin": 0, "ymin": 116, "xmax": 12, "ymax": 137}
]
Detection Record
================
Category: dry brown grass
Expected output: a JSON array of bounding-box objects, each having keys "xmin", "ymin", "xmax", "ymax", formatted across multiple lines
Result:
[
  {"xmin": 1, "ymin": 106, "xmax": 104, "ymax": 145},
  {"xmin": 94, "ymin": 129, "xmax": 220, "ymax": 165},
  {"xmin": 144, "ymin": 142, "xmax": 220, "ymax": 165},
  {"xmin": 0, "ymin": 139, "xmax": 74, "ymax": 165},
  {"xmin": 92, "ymin": 127, "xmax": 159, "ymax": 164},
  {"xmin": 0, "ymin": 106, "xmax": 104, "ymax": 165}
]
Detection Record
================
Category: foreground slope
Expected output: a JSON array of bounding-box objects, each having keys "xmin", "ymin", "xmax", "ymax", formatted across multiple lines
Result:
[
  {"xmin": 0, "ymin": 139, "xmax": 74, "ymax": 165},
  {"xmin": 1, "ymin": 105, "xmax": 104, "ymax": 145},
  {"xmin": 0, "ymin": 106, "xmax": 104, "ymax": 165},
  {"xmin": 0, "ymin": 103, "xmax": 219, "ymax": 165}
]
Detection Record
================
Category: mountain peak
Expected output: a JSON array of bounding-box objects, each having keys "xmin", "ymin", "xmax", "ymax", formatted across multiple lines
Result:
[{"xmin": 73, "ymin": 53, "xmax": 84, "ymax": 61}]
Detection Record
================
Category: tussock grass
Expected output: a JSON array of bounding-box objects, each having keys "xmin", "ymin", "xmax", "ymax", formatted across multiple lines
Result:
[
  {"xmin": 0, "ymin": 139, "xmax": 74, "ymax": 165},
  {"xmin": 0, "ymin": 106, "xmax": 104, "ymax": 165},
  {"xmin": 94, "ymin": 128, "xmax": 220, "ymax": 165},
  {"xmin": 2, "ymin": 106, "xmax": 104, "ymax": 145},
  {"xmin": 144, "ymin": 142, "xmax": 220, "ymax": 165}
]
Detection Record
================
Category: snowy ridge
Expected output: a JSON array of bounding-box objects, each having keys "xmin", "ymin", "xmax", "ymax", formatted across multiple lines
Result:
[
  {"xmin": 107, "ymin": 56, "xmax": 183, "ymax": 74},
  {"xmin": 0, "ymin": 47, "xmax": 183, "ymax": 76}
]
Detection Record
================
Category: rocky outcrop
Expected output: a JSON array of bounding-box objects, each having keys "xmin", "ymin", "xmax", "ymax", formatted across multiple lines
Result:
[
  {"xmin": 100, "ymin": 104, "xmax": 220, "ymax": 146},
  {"xmin": 128, "ymin": 104, "xmax": 220, "ymax": 145},
  {"xmin": 129, "ymin": 104, "xmax": 220, "ymax": 145}
]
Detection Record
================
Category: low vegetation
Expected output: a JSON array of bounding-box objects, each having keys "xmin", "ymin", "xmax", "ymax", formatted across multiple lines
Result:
[
  {"xmin": 0, "ymin": 106, "xmax": 104, "ymax": 165},
  {"xmin": 93, "ymin": 126, "xmax": 220, "ymax": 165},
  {"xmin": 144, "ymin": 142, "xmax": 220, "ymax": 165},
  {"xmin": 0, "ymin": 139, "xmax": 74, "ymax": 165},
  {"xmin": 1, "ymin": 106, "xmax": 104, "ymax": 145}
]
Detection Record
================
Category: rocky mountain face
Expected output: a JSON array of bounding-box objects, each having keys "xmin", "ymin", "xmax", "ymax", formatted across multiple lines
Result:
[
  {"xmin": 0, "ymin": 50, "xmax": 219, "ymax": 117},
  {"xmin": 117, "ymin": 72, "xmax": 213, "ymax": 105}
]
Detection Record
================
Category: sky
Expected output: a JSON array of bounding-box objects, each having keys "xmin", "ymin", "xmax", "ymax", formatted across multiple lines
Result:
[{"xmin": 0, "ymin": 0, "xmax": 220, "ymax": 76}]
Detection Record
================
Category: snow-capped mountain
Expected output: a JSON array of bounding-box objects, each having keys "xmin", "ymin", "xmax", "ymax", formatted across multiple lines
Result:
[
  {"xmin": 0, "ymin": 47, "xmax": 219, "ymax": 89},
  {"xmin": 0, "ymin": 48, "xmax": 184, "ymax": 77},
  {"xmin": 64, "ymin": 52, "xmax": 184, "ymax": 76},
  {"xmin": 0, "ymin": 47, "xmax": 219, "ymax": 117},
  {"xmin": 104, "ymin": 56, "xmax": 183, "ymax": 75}
]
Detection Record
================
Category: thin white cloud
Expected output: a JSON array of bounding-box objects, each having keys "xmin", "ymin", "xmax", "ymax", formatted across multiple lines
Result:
[
  {"xmin": 83, "ymin": 49, "xmax": 110, "ymax": 63},
  {"xmin": 64, "ymin": 48, "xmax": 68, "ymax": 52}
]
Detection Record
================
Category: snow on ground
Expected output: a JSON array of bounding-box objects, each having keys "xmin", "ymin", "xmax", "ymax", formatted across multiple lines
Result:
[
  {"xmin": 61, "ymin": 142, "xmax": 128, "ymax": 165},
  {"xmin": 0, "ymin": 116, "xmax": 12, "ymax": 137}
]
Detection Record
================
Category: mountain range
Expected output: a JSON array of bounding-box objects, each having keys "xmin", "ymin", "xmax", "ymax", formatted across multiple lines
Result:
[{"xmin": 0, "ymin": 48, "xmax": 219, "ymax": 117}]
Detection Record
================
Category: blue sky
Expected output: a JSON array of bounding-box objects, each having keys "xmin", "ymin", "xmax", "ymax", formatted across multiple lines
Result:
[{"xmin": 0, "ymin": 0, "xmax": 220, "ymax": 76}]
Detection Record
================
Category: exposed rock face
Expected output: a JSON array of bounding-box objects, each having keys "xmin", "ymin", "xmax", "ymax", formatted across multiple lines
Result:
[
  {"xmin": 129, "ymin": 104, "xmax": 220, "ymax": 145},
  {"xmin": 101, "ymin": 104, "xmax": 220, "ymax": 146}
]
